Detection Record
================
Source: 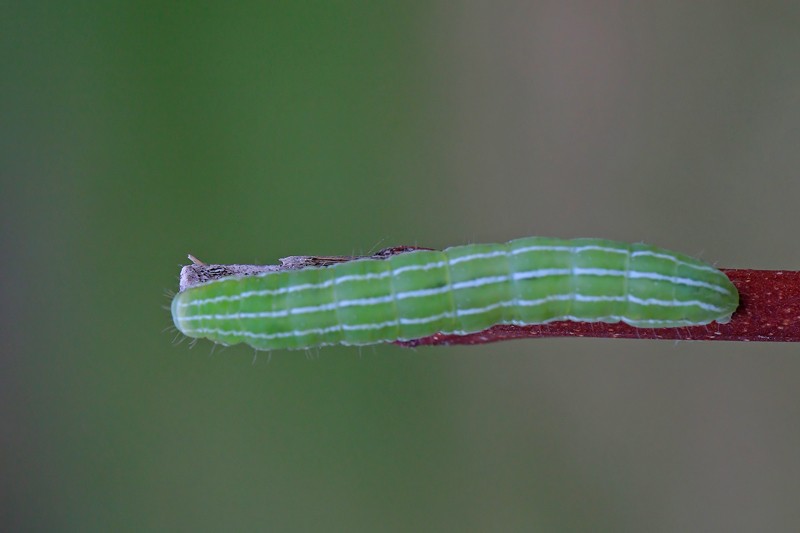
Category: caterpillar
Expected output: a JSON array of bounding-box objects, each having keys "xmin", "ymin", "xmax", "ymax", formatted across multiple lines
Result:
[{"xmin": 171, "ymin": 237, "xmax": 739, "ymax": 351}]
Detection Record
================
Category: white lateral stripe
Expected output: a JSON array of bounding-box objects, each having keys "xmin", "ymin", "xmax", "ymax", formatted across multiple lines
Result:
[
  {"xmin": 180, "ymin": 242, "xmax": 723, "ymax": 307},
  {"xmin": 455, "ymin": 301, "xmax": 507, "ymax": 316},
  {"xmin": 510, "ymin": 244, "xmax": 627, "ymax": 256},
  {"xmin": 180, "ymin": 266, "xmax": 730, "ymax": 309},
  {"xmin": 335, "ymin": 296, "xmax": 390, "ymax": 308},
  {"xmin": 517, "ymin": 295, "xmax": 573, "ymax": 306},
  {"xmin": 179, "ymin": 256, "xmax": 730, "ymax": 308},
  {"xmin": 627, "ymin": 295, "xmax": 724, "ymax": 312},
  {"xmin": 560, "ymin": 267, "xmax": 730, "ymax": 295},
  {"xmin": 448, "ymin": 244, "xmax": 629, "ymax": 263},
  {"xmin": 394, "ymin": 286, "xmax": 451, "ymax": 300},
  {"xmin": 188, "ymin": 302, "xmax": 717, "ymax": 341},
  {"xmin": 178, "ymin": 261, "xmax": 447, "ymax": 307},
  {"xmin": 513, "ymin": 244, "xmax": 719, "ymax": 274},
  {"xmin": 448, "ymin": 250, "xmax": 508, "ymax": 264},
  {"xmin": 400, "ymin": 311, "xmax": 454, "ymax": 324},
  {"xmin": 191, "ymin": 315, "xmax": 441, "ymax": 342},
  {"xmin": 629, "ymin": 250, "xmax": 720, "ymax": 273},
  {"xmin": 624, "ymin": 270, "xmax": 729, "ymax": 293},
  {"xmin": 192, "ymin": 325, "xmax": 343, "ymax": 340},
  {"xmin": 452, "ymin": 275, "xmax": 509, "ymax": 290},
  {"xmin": 334, "ymin": 271, "xmax": 390, "ymax": 284},
  {"xmin": 513, "ymin": 269, "xmax": 572, "ymax": 280},
  {"xmin": 310, "ymin": 260, "xmax": 450, "ymax": 285},
  {"xmin": 180, "ymin": 290, "xmax": 724, "ymax": 326},
  {"xmin": 392, "ymin": 261, "xmax": 446, "ymax": 275}
]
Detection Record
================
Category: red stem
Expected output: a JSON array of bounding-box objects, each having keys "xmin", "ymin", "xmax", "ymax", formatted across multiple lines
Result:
[{"xmin": 398, "ymin": 269, "xmax": 800, "ymax": 347}]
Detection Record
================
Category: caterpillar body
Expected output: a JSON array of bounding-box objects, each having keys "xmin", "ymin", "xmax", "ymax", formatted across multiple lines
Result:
[{"xmin": 171, "ymin": 237, "xmax": 738, "ymax": 351}]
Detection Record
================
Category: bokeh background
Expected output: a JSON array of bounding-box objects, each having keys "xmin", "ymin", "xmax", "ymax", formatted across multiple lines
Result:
[{"xmin": 3, "ymin": 2, "xmax": 800, "ymax": 531}]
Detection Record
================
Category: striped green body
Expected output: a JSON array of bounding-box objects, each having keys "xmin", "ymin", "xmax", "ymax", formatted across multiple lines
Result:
[{"xmin": 171, "ymin": 237, "xmax": 738, "ymax": 350}]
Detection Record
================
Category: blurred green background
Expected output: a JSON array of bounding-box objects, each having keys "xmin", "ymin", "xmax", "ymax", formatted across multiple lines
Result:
[{"xmin": 3, "ymin": 2, "xmax": 800, "ymax": 531}]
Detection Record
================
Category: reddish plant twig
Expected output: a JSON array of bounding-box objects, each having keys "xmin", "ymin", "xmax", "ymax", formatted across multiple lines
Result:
[{"xmin": 398, "ymin": 270, "xmax": 800, "ymax": 347}]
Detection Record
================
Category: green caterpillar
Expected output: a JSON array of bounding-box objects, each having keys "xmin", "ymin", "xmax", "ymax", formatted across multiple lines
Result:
[{"xmin": 171, "ymin": 237, "xmax": 738, "ymax": 350}]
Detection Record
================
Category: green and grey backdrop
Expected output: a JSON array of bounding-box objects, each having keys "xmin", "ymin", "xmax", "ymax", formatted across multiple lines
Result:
[{"xmin": 3, "ymin": 2, "xmax": 800, "ymax": 531}]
